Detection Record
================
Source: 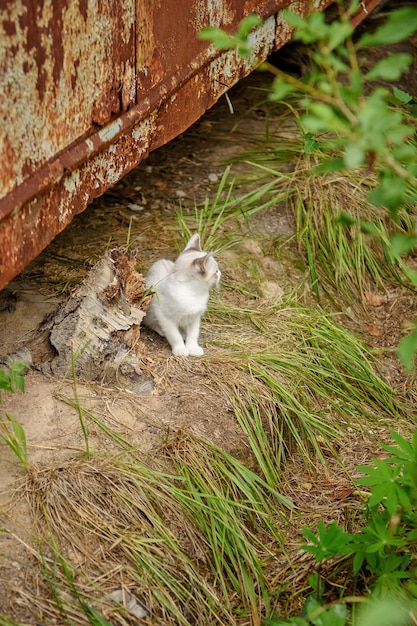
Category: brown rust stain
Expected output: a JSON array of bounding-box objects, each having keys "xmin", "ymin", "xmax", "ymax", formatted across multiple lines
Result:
[
  {"xmin": 92, "ymin": 82, "xmax": 123, "ymax": 126},
  {"xmin": 0, "ymin": 0, "xmax": 135, "ymax": 199},
  {"xmin": 17, "ymin": 1, "xmax": 66, "ymax": 101},
  {"xmin": 0, "ymin": 119, "xmax": 154, "ymax": 284}
]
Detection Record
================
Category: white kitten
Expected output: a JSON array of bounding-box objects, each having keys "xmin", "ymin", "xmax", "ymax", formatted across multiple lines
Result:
[{"xmin": 143, "ymin": 234, "xmax": 220, "ymax": 356}]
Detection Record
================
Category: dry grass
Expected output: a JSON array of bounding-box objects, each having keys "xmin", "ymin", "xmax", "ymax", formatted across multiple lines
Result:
[{"xmin": 19, "ymin": 435, "xmax": 293, "ymax": 625}]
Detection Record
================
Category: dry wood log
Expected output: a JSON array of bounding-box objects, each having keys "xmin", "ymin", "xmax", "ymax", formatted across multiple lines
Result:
[{"xmin": 38, "ymin": 247, "xmax": 153, "ymax": 387}]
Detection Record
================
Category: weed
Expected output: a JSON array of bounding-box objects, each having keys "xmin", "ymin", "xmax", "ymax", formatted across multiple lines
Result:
[
  {"xmin": 175, "ymin": 165, "xmax": 290, "ymax": 252},
  {"xmin": 0, "ymin": 361, "xmax": 25, "ymax": 400},
  {"xmin": 0, "ymin": 413, "xmax": 29, "ymax": 472},
  {"xmin": 0, "ymin": 362, "xmax": 29, "ymax": 472},
  {"xmin": 70, "ymin": 347, "xmax": 90, "ymax": 460},
  {"xmin": 207, "ymin": 296, "xmax": 404, "ymax": 469},
  {"xmin": 270, "ymin": 429, "xmax": 417, "ymax": 624}
]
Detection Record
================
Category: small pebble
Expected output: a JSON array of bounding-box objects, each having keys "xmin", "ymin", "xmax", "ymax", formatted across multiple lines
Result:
[
  {"xmin": 175, "ymin": 190, "xmax": 186, "ymax": 198},
  {"xmin": 127, "ymin": 203, "xmax": 145, "ymax": 212},
  {"xmin": 208, "ymin": 173, "xmax": 218, "ymax": 182}
]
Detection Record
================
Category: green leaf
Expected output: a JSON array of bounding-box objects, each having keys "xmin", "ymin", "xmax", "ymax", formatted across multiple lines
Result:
[
  {"xmin": 347, "ymin": 0, "xmax": 361, "ymax": 15},
  {"xmin": 301, "ymin": 521, "xmax": 352, "ymax": 561},
  {"xmin": 301, "ymin": 103, "xmax": 345, "ymax": 133},
  {"xmin": 384, "ymin": 430, "xmax": 417, "ymax": 464},
  {"xmin": 312, "ymin": 603, "xmax": 347, "ymax": 626},
  {"xmin": 337, "ymin": 212, "xmax": 357, "ymax": 228},
  {"xmin": 343, "ymin": 143, "xmax": 364, "ymax": 169},
  {"xmin": 359, "ymin": 220, "xmax": 380, "ymax": 236},
  {"xmin": 304, "ymin": 135, "xmax": 319, "ymax": 154},
  {"xmin": 393, "ymin": 143, "xmax": 417, "ymax": 163},
  {"xmin": 284, "ymin": 10, "xmax": 327, "ymax": 44},
  {"xmin": 282, "ymin": 10, "xmax": 308, "ymax": 29},
  {"xmin": 13, "ymin": 374, "xmax": 25, "ymax": 394},
  {"xmin": 340, "ymin": 69, "xmax": 363, "ymax": 104},
  {"xmin": 0, "ymin": 369, "xmax": 13, "ymax": 393},
  {"xmin": 11, "ymin": 418, "xmax": 27, "ymax": 453},
  {"xmin": 398, "ymin": 329, "xmax": 417, "ymax": 372},
  {"xmin": 314, "ymin": 158, "xmax": 344, "ymax": 174},
  {"xmin": 304, "ymin": 596, "xmax": 321, "ymax": 619},
  {"xmin": 393, "ymin": 86, "xmax": 413, "ymax": 104},
  {"xmin": 358, "ymin": 7, "xmax": 417, "ymax": 47},
  {"xmin": 353, "ymin": 549, "xmax": 365, "ymax": 576},
  {"xmin": 198, "ymin": 26, "xmax": 234, "ymax": 49},
  {"xmin": 368, "ymin": 177, "xmax": 407, "ymax": 212},
  {"xmin": 389, "ymin": 233, "xmax": 417, "ymax": 260},
  {"xmin": 327, "ymin": 20, "xmax": 354, "ymax": 50},
  {"xmin": 402, "ymin": 265, "xmax": 417, "ymax": 286},
  {"xmin": 237, "ymin": 14, "xmax": 262, "ymax": 37},
  {"xmin": 269, "ymin": 77, "xmax": 295, "ymax": 101},
  {"xmin": 366, "ymin": 55, "xmax": 412, "ymax": 82}
]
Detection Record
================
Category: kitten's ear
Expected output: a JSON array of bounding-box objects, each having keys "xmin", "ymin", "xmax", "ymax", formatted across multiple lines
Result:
[
  {"xmin": 184, "ymin": 233, "xmax": 202, "ymax": 252},
  {"xmin": 193, "ymin": 253, "xmax": 212, "ymax": 273}
]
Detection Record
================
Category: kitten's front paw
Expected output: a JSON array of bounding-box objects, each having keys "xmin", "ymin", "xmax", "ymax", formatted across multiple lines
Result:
[
  {"xmin": 187, "ymin": 345, "xmax": 204, "ymax": 357},
  {"xmin": 172, "ymin": 345, "xmax": 189, "ymax": 357}
]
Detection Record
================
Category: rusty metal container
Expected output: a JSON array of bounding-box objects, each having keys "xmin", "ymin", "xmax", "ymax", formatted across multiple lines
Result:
[{"xmin": 0, "ymin": 0, "xmax": 376, "ymax": 290}]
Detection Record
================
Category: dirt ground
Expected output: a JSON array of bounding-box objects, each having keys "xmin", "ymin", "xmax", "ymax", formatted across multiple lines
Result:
[{"xmin": 0, "ymin": 13, "xmax": 417, "ymax": 620}]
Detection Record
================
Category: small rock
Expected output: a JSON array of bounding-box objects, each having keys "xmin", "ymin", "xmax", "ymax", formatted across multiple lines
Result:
[
  {"xmin": 127, "ymin": 203, "xmax": 145, "ymax": 212},
  {"xmin": 261, "ymin": 281, "xmax": 284, "ymax": 301},
  {"xmin": 3, "ymin": 347, "xmax": 33, "ymax": 370},
  {"xmin": 207, "ymin": 173, "xmax": 219, "ymax": 183},
  {"xmin": 105, "ymin": 589, "xmax": 148, "ymax": 619},
  {"xmin": 175, "ymin": 190, "xmax": 186, "ymax": 198}
]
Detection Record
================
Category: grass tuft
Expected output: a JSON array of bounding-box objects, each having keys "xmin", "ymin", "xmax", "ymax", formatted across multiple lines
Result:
[
  {"xmin": 175, "ymin": 165, "xmax": 291, "ymax": 252},
  {"xmin": 21, "ymin": 428, "xmax": 293, "ymax": 625},
  {"xmin": 228, "ymin": 108, "xmax": 417, "ymax": 305},
  {"xmin": 205, "ymin": 295, "xmax": 405, "ymax": 470}
]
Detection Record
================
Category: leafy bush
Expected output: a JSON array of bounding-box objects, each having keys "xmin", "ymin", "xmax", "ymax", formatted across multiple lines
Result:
[{"xmin": 269, "ymin": 429, "xmax": 417, "ymax": 624}]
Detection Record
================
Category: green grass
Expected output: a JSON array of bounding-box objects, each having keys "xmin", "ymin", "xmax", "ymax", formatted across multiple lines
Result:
[
  {"xmin": 175, "ymin": 165, "xmax": 291, "ymax": 252},
  {"xmin": 205, "ymin": 294, "xmax": 404, "ymax": 471},
  {"xmin": 290, "ymin": 168, "xmax": 416, "ymax": 304},
  {"xmin": 227, "ymin": 109, "xmax": 417, "ymax": 305}
]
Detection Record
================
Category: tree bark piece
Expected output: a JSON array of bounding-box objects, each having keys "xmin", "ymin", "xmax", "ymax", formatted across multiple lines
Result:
[{"xmin": 44, "ymin": 247, "xmax": 152, "ymax": 387}]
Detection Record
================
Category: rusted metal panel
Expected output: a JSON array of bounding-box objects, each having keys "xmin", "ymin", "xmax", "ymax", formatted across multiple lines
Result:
[
  {"xmin": 0, "ymin": 0, "xmax": 135, "ymax": 197},
  {"xmin": 350, "ymin": 0, "xmax": 383, "ymax": 26},
  {"xmin": 0, "ymin": 0, "xmax": 382, "ymax": 291}
]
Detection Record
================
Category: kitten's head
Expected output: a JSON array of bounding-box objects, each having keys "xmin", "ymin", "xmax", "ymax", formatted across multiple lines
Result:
[{"xmin": 174, "ymin": 234, "xmax": 221, "ymax": 288}]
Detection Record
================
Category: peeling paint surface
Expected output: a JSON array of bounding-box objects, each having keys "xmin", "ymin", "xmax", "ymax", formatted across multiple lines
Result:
[
  {"xmin": 0, "ymin": 0, "xmax": 381, "ymax": 290},
  {"xmin": 0, "ymin": 0, "xmax": 135, "ymax": 199}
]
